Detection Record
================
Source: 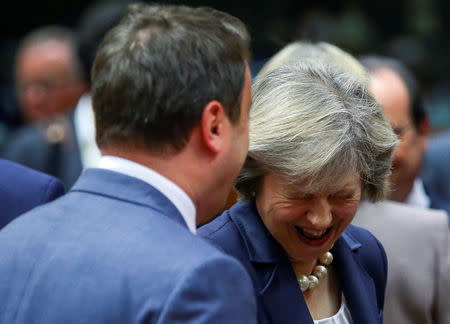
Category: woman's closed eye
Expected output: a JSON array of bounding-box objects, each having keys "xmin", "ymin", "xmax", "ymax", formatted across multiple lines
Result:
[{"xmin": 329, "ymin": 191, "xmax": 357, "ymax": 201}]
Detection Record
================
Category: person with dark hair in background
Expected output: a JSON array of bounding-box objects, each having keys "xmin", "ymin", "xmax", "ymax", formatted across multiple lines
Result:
[
  {"xmin": 423, "ymin": 128, "xmax": 450, "ymax": 214},
  {"xmin": 0, "ymin": 158, "xmax": 64, "ymax": 229},
  {"xmin": 1, "ymin": 26, "xmax": 88, "ymax": 188},
  {"xmin": 0, "ymin": 3, "xmax": 256, "ymax": 323},
  {"xmin": 14, "ymin": 26, "xmax": 86, "ymax": 123},
  {"xmin": 355, "ymin": 55, "xmax": 450, "ymax": 324},
  {"xmin": 2, "ymin": 3, "xmax": 127, "ymax": 189},
  {"xmin": 359, "ymin": 55, "xmax": 450, "ymax": 215}
]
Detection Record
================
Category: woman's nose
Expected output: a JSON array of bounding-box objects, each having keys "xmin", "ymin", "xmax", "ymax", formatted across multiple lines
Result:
[{"xmin": 304, "ymin": 199, "xmax": 332, "ymax": 228}]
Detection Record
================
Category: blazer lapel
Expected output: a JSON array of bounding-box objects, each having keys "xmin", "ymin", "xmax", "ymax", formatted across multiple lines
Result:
[
  {"xmin": 256, "ymin": 258, "xmax": 313, "ymax": 324},
  {"xmin": 229, "ymin": 202, "xmax": 313, "ymax": 324},
  {"xmin": 333, "ymin": 234, "xmax": 379, "ymax": 324}
]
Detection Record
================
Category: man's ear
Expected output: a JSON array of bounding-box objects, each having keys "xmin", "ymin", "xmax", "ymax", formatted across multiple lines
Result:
[{"xmin": 200, "ymin": 100, "xmax": 228, "ymax": 154}]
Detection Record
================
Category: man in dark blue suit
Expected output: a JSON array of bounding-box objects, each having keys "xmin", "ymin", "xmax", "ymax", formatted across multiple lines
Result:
[
  {"xmin": 0, "ymin": 158, "xmax": 64, "ymax": 229},
  {"xmin": 423, "ymin": 130, "xmax": 450, "ymax": 216},
  {"xmin": 0, "ymin": 4, "xmax": 256, "ymax": 323}
]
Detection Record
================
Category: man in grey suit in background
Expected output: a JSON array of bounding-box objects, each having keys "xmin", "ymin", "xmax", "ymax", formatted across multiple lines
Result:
[
  {"xmin": 354, "ymin": 201, "xmax": 449, "ymax": 324},
  {"xmin": 0, "ymin": 4, "xmax": 256, "ymax": 323},
  {"xmin": 354, "ymin": 55, "xmax": 450, "ymax": 324}
]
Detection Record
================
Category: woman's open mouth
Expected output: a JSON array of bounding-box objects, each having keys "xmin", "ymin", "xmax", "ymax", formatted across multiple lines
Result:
[{"xmin": 295, "ymin": 226, "xmax": 333, "ymax": 246}]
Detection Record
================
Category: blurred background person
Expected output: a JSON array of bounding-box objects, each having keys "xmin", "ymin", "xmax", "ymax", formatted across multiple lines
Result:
[
  {"xmin": 200, "ymin": 62, "xmax": 397, "ymax": 323},
  {"xmin": 354, "ymin": 55, "xmax": 450, "ymax": 324},
  {"xmin": 14, "ymin": 26, "xmax": 86, "ymax": 123},
  {"xmin": 423, "ymin": 128, "xmax": 450, "ymax": 211},
  {"xmin": 1, "ymin": 2, "xmax": 126, "ymax": 189},
  {"xmin": 2, "ymin": 0, "xmax": 450, "ymax": 146},
  {"xmin": 1, "ymin": 26, "xmax": 86, "ymax": 189},
  {"xmin": 360, "ymin": 55, "xmax": 450, "ymax": 216}
]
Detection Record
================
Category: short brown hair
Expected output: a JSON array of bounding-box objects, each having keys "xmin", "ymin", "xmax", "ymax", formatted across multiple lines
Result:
[{"xmin": 92, "ymin": 3, "xmax": 250, "ymax": 151}]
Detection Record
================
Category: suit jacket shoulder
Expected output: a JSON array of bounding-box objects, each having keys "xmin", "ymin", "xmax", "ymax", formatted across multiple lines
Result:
[
  {"xmin": 0, "ymin": 169, "xmax": 256, "ymax": 324},
  {"xmin": 0, "ymin": 158, "xmax": 64, "ymax": 229}
]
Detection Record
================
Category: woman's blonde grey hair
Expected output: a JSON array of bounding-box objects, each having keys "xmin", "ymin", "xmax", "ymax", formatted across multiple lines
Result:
[
  {"xmin": 235, "ymin": 62, "xmax": 398, "ymax": 202},
  {"xmin": 257, "ymin": 41, "xmax": 368, "ymax": 85}
]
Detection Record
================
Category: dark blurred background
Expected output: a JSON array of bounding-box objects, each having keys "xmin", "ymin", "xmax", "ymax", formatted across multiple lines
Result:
[{"xmin": 2, "ymin": 0, "xmax": 450, "ymax": 131}]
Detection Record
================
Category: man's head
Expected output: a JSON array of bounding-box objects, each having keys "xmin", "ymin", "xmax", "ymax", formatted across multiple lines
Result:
[
  {"xmin": 15, "ymin": 26, "xmax": 87, "ymax": 123},
  {"xmin": 360, "ymin": 56, "xmax": 429, "ymax": 202},
  {"xmin": 92, "ymin": 3, "xmax": 251, "ymax": 223}
]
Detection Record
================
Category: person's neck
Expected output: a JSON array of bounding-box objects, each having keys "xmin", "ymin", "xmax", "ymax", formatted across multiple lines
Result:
[{"xmin": 100, "ymin": 144, "xmax": 214, "ymax": 225}]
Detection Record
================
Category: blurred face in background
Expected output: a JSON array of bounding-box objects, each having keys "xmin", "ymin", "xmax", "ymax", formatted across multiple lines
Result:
[
  {"xmin": 15, "ymin": 40, "xmax": 86, "ymax": 123},
  {"xmin": 369, "ymin": 68, "xmax": 427, "ymax": 202}
]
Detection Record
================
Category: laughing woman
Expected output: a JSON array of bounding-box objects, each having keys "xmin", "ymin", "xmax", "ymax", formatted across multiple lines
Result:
[{"xmin": 199, "ymin": 62, "xmax": 397, "ymax": 324}]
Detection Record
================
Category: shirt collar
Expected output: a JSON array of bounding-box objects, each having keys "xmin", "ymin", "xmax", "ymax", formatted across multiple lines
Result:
[
  {"xmin": 405, "ymin": 178, "xmax": 431, "ymax": 209},
  {"xmin": 98, "ymin": 155, "xmax": 197, "ymax": 234}
]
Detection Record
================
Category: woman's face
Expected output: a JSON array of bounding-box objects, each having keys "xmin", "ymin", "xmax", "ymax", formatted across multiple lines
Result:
[{"xmin": 256, "ymin": 172, "xmax": 362, "ymax": 266}]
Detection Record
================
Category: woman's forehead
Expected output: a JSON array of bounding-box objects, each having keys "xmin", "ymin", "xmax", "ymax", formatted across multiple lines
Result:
[{"xmin": 277, "ymin": 172, "xmax": 361, "ymax": 195}]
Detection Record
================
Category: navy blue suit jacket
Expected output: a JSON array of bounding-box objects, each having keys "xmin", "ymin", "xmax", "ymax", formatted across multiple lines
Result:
[
  {"xmin": 0, "ymin": 169, "xmax": 256, "ymax": 323},
  {"xmin": 423, "ymin": 130, "xmax": 450, "ymax": 217},
  {"xmin": 0, "ymin": 158, "xmax": 64, "ymax": 229},
  {"xmin": 199, "ymin": 202, "xmax": 387, "ymax": 324},
  {"xmin": 1, "ymin": 115, "xmax": 83, "ymax": 190}
]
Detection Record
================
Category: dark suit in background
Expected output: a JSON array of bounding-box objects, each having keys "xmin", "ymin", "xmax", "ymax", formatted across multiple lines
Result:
[
  {"xmin": 1, "ymin": 116, "xmax": 82, "ymax": 190},
  {"xmin": 0, "ymin": 158, "xmax": 64, "ymax": 229},
  {"xmin": 423, "ymin": 130, "xmax": 450, "ymax": 217}
]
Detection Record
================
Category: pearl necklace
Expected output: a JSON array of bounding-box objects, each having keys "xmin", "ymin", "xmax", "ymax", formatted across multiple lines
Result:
[{"xmin": 297, "ymin": 251, "xmax": 333, "ymax": 292}]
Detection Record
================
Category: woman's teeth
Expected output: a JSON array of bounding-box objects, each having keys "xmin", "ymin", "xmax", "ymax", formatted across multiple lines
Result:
[
  {"xmin": 303, "ymin": 229, "xmax": 326, "ymax": 236},
  {"xmin": 297, "ymin": 227, "xmax": 330, "ymax": 240}
]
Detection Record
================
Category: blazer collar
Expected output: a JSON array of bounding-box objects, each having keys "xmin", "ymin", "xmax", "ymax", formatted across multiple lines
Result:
[
  {"xmin": 70, "ymin": 168, "xmax": 187, "ymax": 228},
  {"xmin": 230, "ymin": 202, "xmax": 379, "ymax": 324},
  {"xmin": 228, "ymin": 201, "xmax": 285, "ymax": 263},
  {"xmin": 333, "ymin": 230, "xmax": 380, "ymax": 323}
]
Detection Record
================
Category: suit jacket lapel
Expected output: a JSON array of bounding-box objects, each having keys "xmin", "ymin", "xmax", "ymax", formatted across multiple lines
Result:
[
  {"xmin": 230, "ymin": 202, "xmax": 381, "ymax": 324},
  {"xmin": 229, "ymin": 202, "xmax": 313, "ymax": 324},
  {"xmin": 256, "ymin": 258, "xmax": 313, "ymax": 324},
  {"xmin": 333, "ymin": 234, "xmax": 380, "ymax": 324}
]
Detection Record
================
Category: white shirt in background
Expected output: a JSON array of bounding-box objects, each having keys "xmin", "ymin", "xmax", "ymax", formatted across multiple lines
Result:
[
  {"xmin": 405, "ymin": 178, "xmax": 431, "ymax": 209},
  {"xmin": 74, "ymin": 93, "xmax": 101, "ymax": 168}
]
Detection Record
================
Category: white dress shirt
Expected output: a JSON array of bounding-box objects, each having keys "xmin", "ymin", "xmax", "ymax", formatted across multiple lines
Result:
[
  {"xmin": 74, "ymin": 93, "xmax": 101, "ymax": 168},
  {"xmin": 98, "ymin": 155, "xmax": 197, "ymax": 234},
  {"xmin": 313, "ymin": 299, "xmax": 352, "ymax": 324},
  {"xmin": 405, "ymin": 178, "xmax": 431, "ymax": 209}
]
